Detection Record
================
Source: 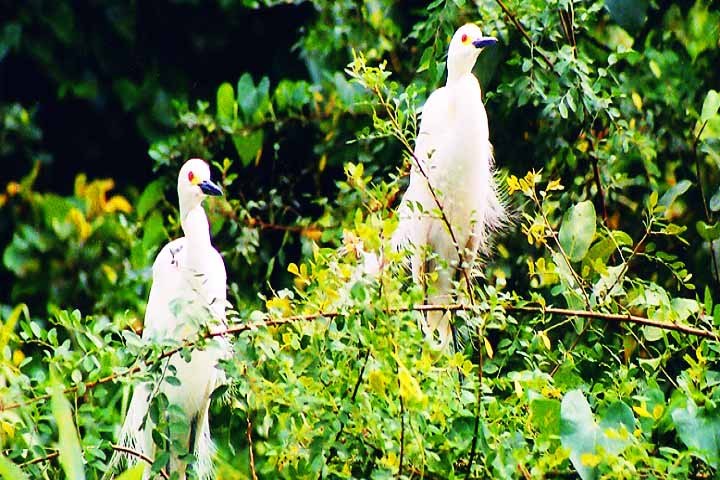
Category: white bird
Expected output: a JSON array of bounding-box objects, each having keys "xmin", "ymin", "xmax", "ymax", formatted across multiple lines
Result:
[
  {"xmin": 107, "ymin": 159, "xmax": 230, "ymax": 480},
  {"xmin": 392, "ymin": 24, "xmax": 506, "ymax": 350}
]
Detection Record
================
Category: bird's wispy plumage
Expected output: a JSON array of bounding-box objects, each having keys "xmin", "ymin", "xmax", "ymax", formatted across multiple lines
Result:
[
  {"xmin": 392, "ymin": 23, "xmax": 506, "ymax": 349},
  {"xmin": 107, "ymin": 159, "xmax": 230, "ymax": 480}
]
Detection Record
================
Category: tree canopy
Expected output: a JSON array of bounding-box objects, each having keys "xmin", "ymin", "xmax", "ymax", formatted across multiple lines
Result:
[{"xmin": 2, "ymin": 0, "xmax": 720, "ymax": 478}]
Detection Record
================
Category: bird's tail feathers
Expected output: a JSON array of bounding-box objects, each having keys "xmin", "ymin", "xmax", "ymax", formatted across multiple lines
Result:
[
  {"xmin": 192, "ymin": 407, "xmax": 216, "ymax": 480},
  {"xmin": 104, "ymin": 385, "xmax": 152, "ymax": 479},
  {"xmin": 424, "ymin": 309, "xmax": 453, "ymax": 351}
]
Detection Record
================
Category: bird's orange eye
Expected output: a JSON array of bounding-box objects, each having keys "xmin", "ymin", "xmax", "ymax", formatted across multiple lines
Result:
[
  {"xmin": 461, "ymin": 33, "xmax": 468, "ymax": 43},
  {"xmin": 188, "ymin": 171, "xmax": 194, "ymax": 183}
]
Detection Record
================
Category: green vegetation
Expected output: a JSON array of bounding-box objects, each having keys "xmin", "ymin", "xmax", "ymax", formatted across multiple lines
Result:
[{"xmin": 2, "ymin": 0, "xmax": 720, "ymax": 478}]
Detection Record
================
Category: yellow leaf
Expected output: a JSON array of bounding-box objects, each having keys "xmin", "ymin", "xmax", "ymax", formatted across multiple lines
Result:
[
  {"xmin": 483, "ymin": 337, "xmax": 494, "ymax": 359},
  {"xmin": 12, "ymin": 349, "xmax": 25, "ymax": 366},
  {"xmin": 631, "ymin": 91, "xmax": 643, "ymax": 111},
  {"xmin": 301, "ymin": 226, "xmax": 322, "ymax": 241},
  {"xmin": 580, "ymin": 452, "xmax": 601, "ymax": 467},
  {"xmin": 68, "ymin": 208, "xmax": 91, "ymax": 241},
  {"xmin": 74, "ymin": 173, "xmax": 87, "ymax": 197},
  {"xmin": 652, "ymin": 404, "xmax": 664, "ymax": 419},
  {"xmin": 266, "ymin": 297, "xmax": 292, "ymax": 316},
  {"xmin": 527, "ymin": 258, "xmax": 535, "ymax": 276},
  {"xmin": 633, "ymin": 402, "xmax": 652, "ymax": 418},
  {"xmin": 1, "ymin": 421, "xmax": 15, "ymax": 439},
  {"xmin": 5, "ymin": 181, "xmax": 20, "ymax": 196},
  {"xmin": 1, "ymin": 303, "xmax": 28, "ymax": 352},
  {"xmin": 397, "ymin": 359, "xmax": 426, "ymax": 405},
  {"xmin": 287, "ymin": 263, "xmax": 300, "ymax": 276},
  {"xmin": 514, "ymin": 379, "xmax": 523, "ymax": 398},
  {"xmin": 368, "ymin": 370, "xmax": 388, "ymax": 395},
  {"xmin": 546, "ymin": 178, "xmax": 564, "ymax": 192},
  {"xmin": 101, "ymin": 264, "xmax": 118, "ymax": 284},
  {"xmin": 506, "ymin": 175, "xmax": 521, "ymax": 194},
  {"xmin": 105, "ymin": 195, "xmax": 132, "ymax": 214},
  {"xmin": 539, "ymin": 330, "xmax": 551, "ymax": 350}
]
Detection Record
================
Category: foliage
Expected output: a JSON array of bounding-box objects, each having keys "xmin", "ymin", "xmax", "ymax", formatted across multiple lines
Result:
[{"xmin": 2, "ymin": 0, "xmax": 720, "ymax": 479}]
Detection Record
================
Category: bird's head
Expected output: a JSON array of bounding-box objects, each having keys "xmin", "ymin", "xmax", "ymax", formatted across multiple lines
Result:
[
  {"xmin": 447, "ymin": 23, "xmax": 497, "ymax": 80},
  {"xmin": 177, "ymin": 158, "xmax": 223, "ymax": 215}
]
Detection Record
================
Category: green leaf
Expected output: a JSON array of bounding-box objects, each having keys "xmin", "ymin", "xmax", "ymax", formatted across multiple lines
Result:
[
  {"xmin": 51, "ymin": 383, "xmax": 86, "ymax": 480},
  {"xmin": 710, "ymin": 187, "xmax": 720, "ymax": 212},
  {"xmin": 585, "ymin": 230, "xmax": 633, "ymax": 264},
  {"xmin": 559, "ymin": 201, "xmax": 596, "ymax": 261},
  {"xmin": 597, "ymin": 401, "xmax": 635, "ymax": 453},
  {"xmin": 235, "ymin": 74, "xmax": 271, "ymax": 124},
  {"xmin": 136, "ymin": 179, "xmax": 165, "ymax": 219},
  {"xmin": 696, "ymin": 220, "xmax": 720, "ymax": 241},
  {"xmin": 216, "ymin": 82, "xmax": 236, "ymax": 125},
  {"xmin": 560, "ymin": 389, "xmax": 598, "ymax": 480},
  {"xmin": 141, "ymin": 210, "xmax": 166, "ymax": 263},
  {"xmin": 0, "ymin": 455, "xmax": 29, "ymax": 480},
  {"xmin": 605, "ymin": 0, "xmax": 648, "ymax": 31},
  {"xmin": 232, "ymin": 130, "xmax": 264, "ymax": 166},
  {"xmin": 530, "ymin": 398, "xmax": 561, "ymax": 436},
  {"xmin": 701, "ymin": 90, "xmax": 720, "ymax": 123},
  {"xmin": 672, "ymin": 399, "xmax": 720, "ymax": 468},
  {"xmin": 659, "ymin": 179, "xmax": 692, "ymax": 208}
]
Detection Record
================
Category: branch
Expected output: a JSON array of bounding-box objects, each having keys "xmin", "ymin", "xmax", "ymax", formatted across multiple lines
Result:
[
  {"xmin": 493, "ymin": 0, "xmax": 555, "ymax": 69},
  {"xmin": 246, "ymin": 410, "xmax": 259, "ymax": 480},
  {"xmin": 511, "ymin": 305, "xmax": 718, "ymax": 340},
  {"xmin": 3, "ymin": 303, "xmax": 716, "ymax": 412},
  {"xmin": 110, "ymin": 444, "xmax": 169, "ymax": 480},
  {"xmin": 19, "ymin": 451, "xmax": 58, "ymax": 467},
  {"xmin": 693, "ymin": 120, "xmax": 719, "ymax": 287}
]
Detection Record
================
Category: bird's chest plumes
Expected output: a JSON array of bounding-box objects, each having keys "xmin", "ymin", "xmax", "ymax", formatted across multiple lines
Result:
[
  {"xmin": 153, "ymin": 243, "xmax": 218, "ymax": 337},
  {"xmin": 431, "ymin": 99, "xmax": 490, "ymax": 210}
]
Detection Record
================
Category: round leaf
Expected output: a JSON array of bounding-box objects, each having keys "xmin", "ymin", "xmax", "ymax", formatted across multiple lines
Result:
[{"xmin": 559, "ymin": 201, "xmax": 597, "ymax": 262}]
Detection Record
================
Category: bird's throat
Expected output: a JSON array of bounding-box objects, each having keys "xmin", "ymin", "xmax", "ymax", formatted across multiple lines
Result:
[{"xmin": 181, "ymin": 205, "xmax": 213, "ymax": 248}]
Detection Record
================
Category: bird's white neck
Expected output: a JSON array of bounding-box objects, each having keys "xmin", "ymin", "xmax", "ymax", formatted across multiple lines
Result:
[{"xmin": 180, "ymin": 203, "xmax": 212, "ymax": 248}]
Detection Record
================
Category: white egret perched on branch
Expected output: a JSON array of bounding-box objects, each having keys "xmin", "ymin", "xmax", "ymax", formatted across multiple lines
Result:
[
  {"xmin": 107, "ymin": 159, "xmax": 230, "ymax": 480},
  {"xmin": 392, "ymin": 24, "xmax": 506, "ymax": 350}
]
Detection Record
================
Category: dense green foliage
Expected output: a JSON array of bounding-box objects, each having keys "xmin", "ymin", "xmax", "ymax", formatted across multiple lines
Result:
[{"xmin": 2, "ymin": 0, "xmax": 720, "ymax": 478}]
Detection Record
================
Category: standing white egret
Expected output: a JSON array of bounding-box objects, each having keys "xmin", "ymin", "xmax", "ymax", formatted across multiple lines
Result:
[
  {"xmin": 107, "ymin": 159, "xmax": 229, "ymax": 480},
  {"xmin": 392, "ymin": 24, "xmax": 506, "ymax": 350}
]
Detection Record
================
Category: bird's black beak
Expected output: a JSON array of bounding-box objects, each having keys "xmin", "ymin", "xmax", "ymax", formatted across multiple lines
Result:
[
  {"xmin": 473, "ymin": 37, "xmax": 497, "ymax": 49},
  {"xmin": 199, "ymin": 179, "xmax": 223, "ymax": 196}
]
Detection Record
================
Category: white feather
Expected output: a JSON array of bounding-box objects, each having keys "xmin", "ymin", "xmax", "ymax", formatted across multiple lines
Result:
[
  {"xmin": 106, "ymin": 159, "xmax": 230, "ymax": 480},
  {"xmin": 393, "ymin": 24, "xmax": 506, "ymax": 350}
]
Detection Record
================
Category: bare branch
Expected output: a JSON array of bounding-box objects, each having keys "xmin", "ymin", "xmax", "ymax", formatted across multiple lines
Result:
[{"xmin": 109, "ymin": 444, "xmax": 169, "ymax": 480}]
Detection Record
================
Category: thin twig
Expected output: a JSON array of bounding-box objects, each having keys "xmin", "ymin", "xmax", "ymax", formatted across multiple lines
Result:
[
  {"xmin": 246, "ymin": 410, "xmax": 259, "ymax": 480},
  {"xmin": 693, "ymin": 120, "xmax": 720, "ymax": 287},
  {"xmin": 587, "ymin": 135, "xmax": 608, "ymax": 225},
  {"xmin": 19, "ymin": 451, "xmax": 59, "ymax": 467},
  {"xmin": 398, "ymin": 391, "xmax": 405, "ymax": 478},
  {"xmin": 110, "ymin": 444, "xmax": 170, "ymax": 480},
  {"xmin": 493, "ymin": 0, "xmax": 554, "ymax": 69}
]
